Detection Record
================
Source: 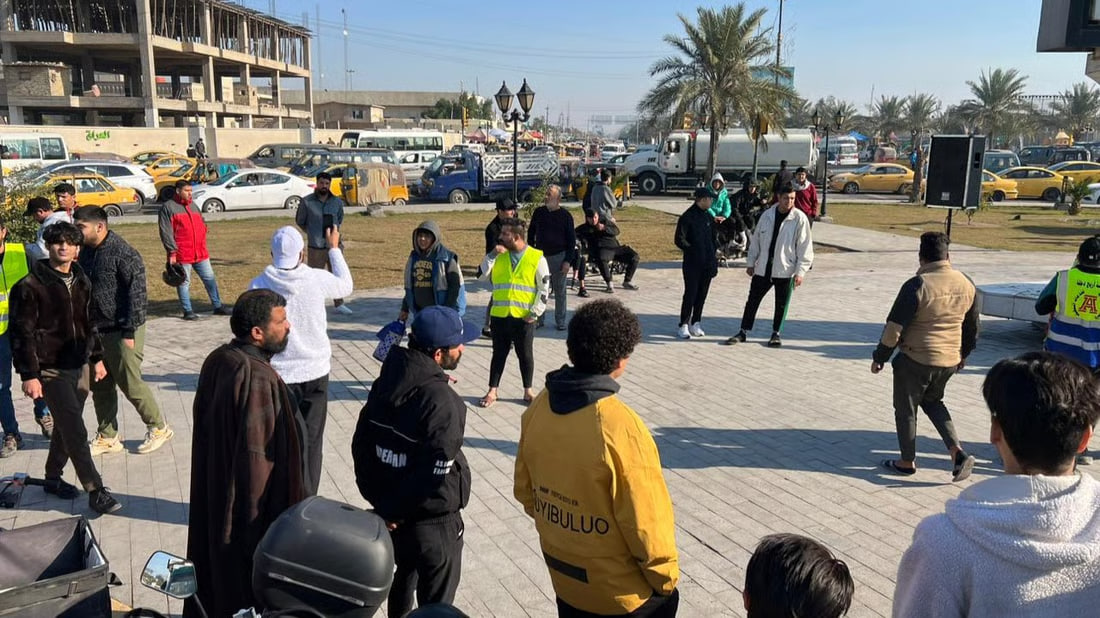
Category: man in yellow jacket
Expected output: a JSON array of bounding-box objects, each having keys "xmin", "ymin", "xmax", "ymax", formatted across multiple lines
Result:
[{"xmin": 515, "ymin": 298, "xmax": 679, "ymax": 617}]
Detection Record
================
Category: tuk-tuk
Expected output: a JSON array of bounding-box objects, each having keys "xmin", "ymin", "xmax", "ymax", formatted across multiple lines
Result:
[
  {"xmin": 558, "ymin": 157, "xmax": 583, "ymax": 199},
  {"xmin": 339, "ymin": 162, "xmax": 409, "ymax": 206},
  {"xmin": 155, "ymin": 157, "xmax": 250, "ymax": 202}
]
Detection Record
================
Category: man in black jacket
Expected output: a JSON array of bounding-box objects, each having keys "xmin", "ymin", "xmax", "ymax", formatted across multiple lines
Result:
[
  {"xmin": 674, "ymin": 187, "xmax": 719, "ymax": 339},
  {"xmin": 352, "ymin": 305, "xmax": 478, "ymax": 617},
  {"xmin": 575, "ymin": 210, "xmax": 640, "ymax": 296},
  {"xmin": 74, "ymin": 206, "xmax": 172, "ymax": 456},
  {"xmin": 10, "ymin": 222, "xmax": 120, "ymax": 514},
  {"xmin": 481, "ymin": 198, "xmax": 518, "ymax": 337},
  {"xmin": 528, "ymin": 185, "xmax": 576, "ymax": 330}
]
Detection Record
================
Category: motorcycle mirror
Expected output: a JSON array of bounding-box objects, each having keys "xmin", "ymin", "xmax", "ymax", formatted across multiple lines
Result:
[{"xmin": 141, "ymin": 551, "xmax": 198, "ymax": 600}]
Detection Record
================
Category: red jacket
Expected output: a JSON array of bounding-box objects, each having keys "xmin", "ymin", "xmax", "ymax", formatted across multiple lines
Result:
[
  {"xmin": 158, "ymin": 199, "xmax": 210, "ymax": 264},
  {"xmin": 793, "ymin": 182, "xmax": 818, "ymax": 219}
]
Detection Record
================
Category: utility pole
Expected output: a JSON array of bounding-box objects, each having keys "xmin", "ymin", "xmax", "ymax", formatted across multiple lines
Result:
[
  {"xmin": 342, "ymin": 8, "xmax": 349, "ymax": 92},
  {"xmin": 315, "ymin": 4, "xmax": 322, "ymax": 90},
  {"xmin": 751, "ymin": 0, "xmax": 783, "ymax": 182}
]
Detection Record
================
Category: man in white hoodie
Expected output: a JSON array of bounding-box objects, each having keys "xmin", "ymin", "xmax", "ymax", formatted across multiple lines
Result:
[
  {"xmin": 894, "ymin": 351, "xmax": 1100, "ymax": 618},
  {"xmin": 249, "ymin": 225, "xmax": 353, "ymax": 495}
]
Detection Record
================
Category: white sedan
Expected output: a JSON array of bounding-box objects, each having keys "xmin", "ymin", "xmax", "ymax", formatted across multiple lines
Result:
[
  {"xmin": 1081, "ymin": 183, "xmax": 1100, "ymax": 206},
  {"xmin": 191, "ymin": 168, "xmax": 314, "ymax": 213}
]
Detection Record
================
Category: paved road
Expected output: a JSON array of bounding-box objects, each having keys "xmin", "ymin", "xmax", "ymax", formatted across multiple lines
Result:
[{"xmin": 0, "ymin": 215, "xmax": 1079, "ymax": 617}]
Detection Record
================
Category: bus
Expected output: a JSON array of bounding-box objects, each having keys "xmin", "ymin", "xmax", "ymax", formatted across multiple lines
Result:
[
  {"xmin": 338, "ymin": 130, "xmax": 445, "ymax": 154},
  {"xmin": 820, "ymin": 135, "xmax": 859, "ymax": 166},
  {"xmin": 0, "ymin": 132, "xmax": 69, "ymax": 174}
]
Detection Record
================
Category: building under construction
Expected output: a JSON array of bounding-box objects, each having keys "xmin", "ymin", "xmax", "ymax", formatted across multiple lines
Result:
[{"xmin": 0, "ymin": 0, "xmax": 313, "ymax": 127}]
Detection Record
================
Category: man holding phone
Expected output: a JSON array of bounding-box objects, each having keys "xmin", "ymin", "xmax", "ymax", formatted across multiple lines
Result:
[{"xmin": 296, "ymin": 172, "xmax": 351, "ymax": 315}]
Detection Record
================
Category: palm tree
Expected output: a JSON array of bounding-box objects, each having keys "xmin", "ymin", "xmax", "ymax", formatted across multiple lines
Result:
[
  {"xmin": 905, "ymin": 93, "xmax": 940, "ymax": 202},
  {"xmin": 933, "ymin": 104, "xmax": 973, "ymax": 134},
  {"xmin": 960, "ymin": 67, "xmax": 1029, "ymax": 147},
  {"xmin": 639, "ymin": 4, "xmax": 798, "ymax": 179},
  {"xmin": 869, "ymin": 95, "xmax": 906, "ymax": 144},
  {"xmin": 1051, "ymin": 82, "xmax": 1100, "ymax": 141},
  {"xmin": 785, "ymin": 97, "xmax": 814, "ymax": 128},
  {"xmin": 813, "ymin": 96, "xmax": 860, "ymax": 133}
]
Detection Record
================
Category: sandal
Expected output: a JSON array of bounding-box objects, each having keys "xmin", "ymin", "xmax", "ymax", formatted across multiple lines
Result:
[
  {"xmin": 523, "ymin": 393, "xmax": 535, "ymax": 404},
  {"xmin": 880, "ymin": 459, "xmax": 916, "ymax": 475},
  {"xmin": 478, "ymin": 393, "xmax": 497, "ymax": 408}
]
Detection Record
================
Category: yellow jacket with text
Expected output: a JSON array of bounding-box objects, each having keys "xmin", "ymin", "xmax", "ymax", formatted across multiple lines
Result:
[{"xmin": 514, "ymin": 366, "xmax": 679, "ymax": 614}]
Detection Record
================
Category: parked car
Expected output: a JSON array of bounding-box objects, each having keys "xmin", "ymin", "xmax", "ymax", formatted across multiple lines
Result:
[
  {"xmin": 190, "ymin": 168, "xmax": 314, "ymax": 212},
  {"xmin": 45, "ymin": 160, "xmax": 157, "ymax": 203},
  {"xmin": 997, "ymin": 166, "xmax": 1065, "ymax": 201},
  {"xmin": 37, "ymin": 172, "xmax": 141, "ymax": 216},
  {"xmin": 983, "ymin": 150, "xmax": 1020, "ymax": 174},
  {"xmin": 1048, "ymin": 160, "xmax": 1100, "ymax": 184},
  {"xmin": 154, "ymin": 157, "xmax": 252, "ymax": 202},
  {"xmin": 70, "ymin": 151, "xmax": 130, "ymax": 163},
  {"xmin": 1018, "ymin": 145, "xmax": 1091, "ymax": 167},
  {"xmin": 133, "ymin": 150, "xmax": 185, "ymax": 166},
  {"xmin": 144, "ymin": 155, "xmax": 193, "ymax": 177},
  {"xmin": 247, "ymin": 143, "xmax": 310, "ymax": 168},
  {"xmin": 396, "ymin": 150, "xmax": 439, "ymax": 182},
  {"xmin": 1017, "ymin": 145, "xmax": 1054, "ymax": 167},
  {"xmin": 828, "ymin": 163, "xmax": 913, "ymax": 194},
  {"xmin": 1079, "ymin": 181, "xmax": 1100, "ymax": 205},
  {"xmin": 1051, "ymin": 147, "xmax": 1092, "ymax": 164},
  {"xmin": 981, "ymin": 170, "xmax": 1019, "ymax": 201}
]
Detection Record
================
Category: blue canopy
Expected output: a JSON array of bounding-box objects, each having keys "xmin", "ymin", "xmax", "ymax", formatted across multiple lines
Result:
[{"xmin": 848, "ymin": 130, "xmax": 868, "ymax": 141}]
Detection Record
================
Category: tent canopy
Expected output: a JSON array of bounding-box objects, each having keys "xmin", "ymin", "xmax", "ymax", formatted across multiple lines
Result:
[{"xmin": 848, "ymin": 130, "xmax": 868, "ymax": 141}]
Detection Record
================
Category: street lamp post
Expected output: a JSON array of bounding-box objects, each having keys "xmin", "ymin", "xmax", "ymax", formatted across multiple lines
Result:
[
  {"xmin": 495, "ymin": 79, "xmax": 535, "ymax": 203},
  {"xmin": 812, "ymin": 108, "xmax": 845, "ymax": 219}
]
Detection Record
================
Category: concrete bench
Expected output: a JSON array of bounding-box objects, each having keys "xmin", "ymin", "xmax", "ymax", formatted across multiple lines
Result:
[{"xmin": 976, "ymin": 282, "xmax": 1048, "ymax": 324}]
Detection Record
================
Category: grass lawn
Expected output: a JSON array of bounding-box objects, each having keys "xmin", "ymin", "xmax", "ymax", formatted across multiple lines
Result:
[
  {"xmin": 113, "ymin": 205, "xmax": 682, "ymax": 317},
  {"xmin": 826, "ymin": 202, "xmax": 1100, "ymax": 252}
]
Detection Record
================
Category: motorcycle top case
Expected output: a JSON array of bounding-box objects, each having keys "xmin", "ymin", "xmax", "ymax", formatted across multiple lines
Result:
[
  {"xmin": 0, "ymin": 516, "xmax": 112, "ymax": 617},
  {"xmin": 253, "ymin": 496, "xmax": 395, "ymax": 617}
]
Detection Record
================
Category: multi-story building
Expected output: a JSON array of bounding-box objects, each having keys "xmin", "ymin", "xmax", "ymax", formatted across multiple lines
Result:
[
  {"xmin": 281, "ymin": 90, "xmax": 465, "ymax": 129},
  {"xmin": 0, "ymin": 0, "xmax": 313, "ymax": 128}
]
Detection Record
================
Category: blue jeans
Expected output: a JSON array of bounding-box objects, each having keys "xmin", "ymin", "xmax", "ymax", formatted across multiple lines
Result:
[
  {"xmin": 177, "ymin": 259, "xmax": 222, "ymax": 313},
  {"xmin": 0, "ymin": 332, "xmax": 50, "ymax": 437}
]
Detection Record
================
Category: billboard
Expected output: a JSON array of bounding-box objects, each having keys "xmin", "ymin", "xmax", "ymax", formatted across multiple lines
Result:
[{"xmin": 751, "ymin": 66, "xmax": 795, "ymax": 89}]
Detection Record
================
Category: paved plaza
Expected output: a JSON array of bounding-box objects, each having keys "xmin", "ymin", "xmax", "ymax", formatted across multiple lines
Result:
[{"xmin": 0, "ymin": 215, "xmax": 1084, "ymax": 617}]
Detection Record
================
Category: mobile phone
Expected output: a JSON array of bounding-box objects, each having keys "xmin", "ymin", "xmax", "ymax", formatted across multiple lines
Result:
[{"xmin": 323, "ymin": 214, "xmax": 335, "ymax": 230}]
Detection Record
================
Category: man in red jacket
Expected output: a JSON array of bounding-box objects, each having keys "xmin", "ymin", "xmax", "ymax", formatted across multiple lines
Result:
[
  {"xmin": 792, "ymin": 166, "xmax": 819, "ymax": 224},
  {"xmin": 158, "ymin": 180, "xmax": 227, "ymax": 320}
]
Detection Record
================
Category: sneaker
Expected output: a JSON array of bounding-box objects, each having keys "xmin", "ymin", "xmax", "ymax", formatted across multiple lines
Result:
[
  {"xmin": 0, "ymin": 433, "xmax": 21, "ymax": 458},
  {"xmin": 723, "ymin": 331, "xmax": 748, "ymax": 345},
  {"xmin": 334, "ymin": 304, "xmax": 354, "ymax": 315},
  {"xmin": 89, "ymin": 487, "xmax": 122, "ymax": 515},
  {"xmin": 1078, "ymin": 454, "xmax": 1094, "ymax": 466},
  {"xmin": 89, "ymin": 434, "xmax": 124, "ymax": 456},
  {"xmin": 952, "ymin": 451, "xmax": 976, "ymax": 482},
  {"xmin": 556, "ymin": 324, "xmax": 567, "ymax": 331},
  {"xmin": 604, "ymin": 281, "xmax": 615, "ymax": 294},
  {"xmin": 136, "ymin": 426, "xmax": 174, "ymax": 454},
  {"xmin": 212, "ymin": 305, "xmax": 232, "ymax": 316},
  {"xmin": 481, "ymin": 326, "xmax": 492, "ymax": 338},
  {"xmin": 622, "ymin": 280, "xmax": 639, "ymax": 290},
  {"xmin": 43, "ymin": 478, "xmax": 79, "ymax": 499},
  {"xmin": 577, "ymin": 287, "xmax": 590, "ymax": 298},
  {"xmin": 677, "ymin": 324, "xmax": 691, "ymax": 339},
  {"xmin": 689, "ymin": 322, "xmax": 705, "ymax": 337},
  {"xmin": 36, "ymin": 414, "xmax": 53, "ymax": 438},
  {"xmin": 768, "ymin": 332, "xmax": 782, "ymax": 347},
  {"xmin": 182, "ymin": 311, "xmax": 199, "ymax": 321}
]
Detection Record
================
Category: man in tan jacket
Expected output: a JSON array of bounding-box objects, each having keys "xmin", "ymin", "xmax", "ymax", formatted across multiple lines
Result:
[{"xmin": 872, "ymin": 232, "xmax": 980, "ymax": 482}]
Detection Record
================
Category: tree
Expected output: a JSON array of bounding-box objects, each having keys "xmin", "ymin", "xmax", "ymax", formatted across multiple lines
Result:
[
  {"xmin": 421, "ymin": 92, "xmax": 493, "ymax": 120},
  {"xmin": 811, "ymin": 96, "xmax": 860, "ymax": 132},
  {"xmin": 933, "ymin": 104, "xmax": 973, "ymax": 135},
  {"xmin": 784, "ymin": 97, "xmax": 813, "ymax": 128},
  {"xmin": 905, "ymin": 93, "xmax": 940, "ymax": 202},
  {"xmin": 638, "ymin": 4, "xmax": 798, "ymax": 179},
  {"xmin": 1051, "ymin": 82, "xmax": 1100, "ymax": 141},
  {"xmin": 960, "ymin": 67, "xmax": 1029, "ymax": 147},
  {"xmin": 869, "ymin": 95, "xmax": 906, "ymax": 144}
]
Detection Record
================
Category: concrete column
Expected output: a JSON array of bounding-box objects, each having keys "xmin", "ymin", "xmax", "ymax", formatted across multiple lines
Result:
[
  {"xmin": 302, "ymin": 35, "xmax": 314, "ymax": 127},
  {"xmin": 135, "ymin": 0, "xmax": 158, "ymax": 127},
  {"xmin": 8, "ymin": 105, "xmax": 23, "ymax": 124},
  {"xmin": 238, "ymin": 18, "xmax": 249, "ymax": 54},
  {"xmin": 1, "ymin": 0, "xmax": 16, "ymax": 65},
  {"xmin": 80, "ymin": 54, "xmax": 95, "ymax": 93},
  {"xmin": 203, "ymin": 58, "xmax": 215, "ymax": 103},
  {"xmin": 200, "ymin": 4, "xmax": 212, "ymax": 45}
]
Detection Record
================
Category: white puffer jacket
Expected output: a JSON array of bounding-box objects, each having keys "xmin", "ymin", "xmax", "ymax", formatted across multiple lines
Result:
[{"xmin": 746, "ymin": 205, "xmax": 814, "ymax": 278}]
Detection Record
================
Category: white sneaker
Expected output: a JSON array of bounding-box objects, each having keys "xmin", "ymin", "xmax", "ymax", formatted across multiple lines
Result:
[
  {"xmin": 334, "ymin": 304, "xmax": 353, "ymax": 315},
  {"xmin": 690, "ymin": 322, "xmax": 705, "ymax": 337},
  {"xmin": 677, "ymin": 324, "xmax": 691, "ymax": 339},
  {"xmin": 89, "ymin": 435, "xmax": 124, "ymax": 456},
  {"xmin": 136, "ymin": 426, "xmax": 175, "ymax": 455}
]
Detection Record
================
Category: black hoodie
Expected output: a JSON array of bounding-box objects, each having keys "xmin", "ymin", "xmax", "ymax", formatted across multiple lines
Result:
[
  {"xmin": 545, "ymin": 365, "xmax": 620, "ymax": 414},
  {"xmin": 351, "ymin": 346, "xmax": 470, "ymax": 522}
]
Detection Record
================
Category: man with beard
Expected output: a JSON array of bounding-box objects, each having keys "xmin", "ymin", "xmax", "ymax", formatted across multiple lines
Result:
[
  {"xmin": 296, "ymin": 171, "xmax": 352, "ymax": 314},
  {"xmin": 158, "ymin": 180, "xmax": 227, "ymax": 320},
  {"xmin": 352, "ymin": 305, "xmax": 478, "ymax": 617},
  {"xmin": 186, "ymin": 289, "xmax": 306, "ymax": 618}
]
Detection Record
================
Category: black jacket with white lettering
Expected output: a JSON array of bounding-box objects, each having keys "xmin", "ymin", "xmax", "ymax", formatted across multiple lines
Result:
[{"xmin": 352, "ymin": 345, "xmax": 470, "ymax": 523}]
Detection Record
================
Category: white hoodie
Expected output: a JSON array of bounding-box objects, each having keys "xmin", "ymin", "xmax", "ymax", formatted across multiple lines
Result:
[
  {"xmin": 249, "ymin": 249, "xmax": 353, "ymax": 384},
  {"xmin": 894, "ymin": 473, "xmax": 1100, "ymax": 618}
]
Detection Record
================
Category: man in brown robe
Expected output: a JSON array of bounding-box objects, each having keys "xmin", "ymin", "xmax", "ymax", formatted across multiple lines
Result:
[{"xmin": 185, "ymin": 289, "xmax": 306, "ymax": 617}]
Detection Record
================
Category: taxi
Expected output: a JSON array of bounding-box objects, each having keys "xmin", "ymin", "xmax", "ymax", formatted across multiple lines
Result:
[
  {"xmin": 144, "ymin": 156, "xmax": 194, "ymax": 177},
  {"xmin": 828, "ymin": 163, "xmax": 914, "ymax": 194},
  {"xmin": 981, "ymin": 170, "xmax": 1018, "ymax": 201},
  {"xmin": 996, "ymin": 167, "xmax": 1065, "ymax": 201},
  {"xmin": 44, "ymin": 172, "xmax": 141, "ymax": 216},
  {"xmin": 1047, "ymin": 160, "xmax": 1100, "ymax": 184}
]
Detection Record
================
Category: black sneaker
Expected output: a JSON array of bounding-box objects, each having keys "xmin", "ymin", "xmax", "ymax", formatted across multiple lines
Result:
[
  {"xmin": 768, "ymin": 332, "xmax": 782, "ymax": 347},
  {"xmin": 723, "ymin": 331, "xmax": 747, "ymax": 346},
  {"xmin": 622, "ymin": 280, "xmax": 639, "ymax": 290},
  {"xmin": 952, "ymin": 451, "xmax": 976, "ymax": 482},
  {"xmin": 43, "ymin": 478, "xmax": 79, "ymax": 499},
  {"xmin": 212, "ymin": 305, "xmax": 232, "ymax": 316},
  {"xmin": 89, "ymin": 487, "xmax": 122, "ymax": 514},
  {"xmin": 481, "ymin": 327, "xmax": 492, "ymax": 338},
  {"xmin": 577, "ymin": 288, "xmax": 590, "ymax": 298},
  {"xmin": 182, "ymin": 311, "xmax": 199, "ymax": 321}
]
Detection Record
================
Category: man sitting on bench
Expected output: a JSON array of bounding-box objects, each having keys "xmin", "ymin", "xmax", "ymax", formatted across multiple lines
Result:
[{"xmin": 574, "ymin": 209, "xmax": 640, "ymax": 295}]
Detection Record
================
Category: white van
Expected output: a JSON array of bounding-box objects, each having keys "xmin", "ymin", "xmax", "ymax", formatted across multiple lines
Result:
[
  {"xmin": 398, "ymin": 150, "xmax": 439, "ymax": 182},
  {"xmin": 600, "ymin": 142, "xmax": 627, "ymax": 162},
  {"xmin": 0, "ymin": 133, "xmax": 69, "ymax": 173}
]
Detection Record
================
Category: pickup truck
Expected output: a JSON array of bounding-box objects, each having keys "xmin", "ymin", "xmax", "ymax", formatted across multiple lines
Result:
[{"xmin": 418, "ymin": 150, "xmax": 559, "ymax": 203}]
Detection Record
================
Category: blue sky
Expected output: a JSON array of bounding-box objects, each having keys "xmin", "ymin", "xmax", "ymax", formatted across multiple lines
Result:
[{"xmin": 249, "ymin": 0, "xmax": 1089, "ymax": 128}]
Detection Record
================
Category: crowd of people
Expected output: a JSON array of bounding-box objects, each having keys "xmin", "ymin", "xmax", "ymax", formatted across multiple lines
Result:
[{"xmin": 5, "ymin": 168, "xmax": 1100, "ymax": 618}]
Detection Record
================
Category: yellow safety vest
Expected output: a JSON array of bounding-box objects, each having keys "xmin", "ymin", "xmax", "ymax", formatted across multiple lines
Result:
[
  {"xmin": 490, "ymin": 247, "xmax": 543, "ymax": 319},
  {"xmin": 0, "ymin": 243, "xmax": 29, "ymax": 335},
  {"xmin": 1059, "ymin": 268, "xmax": 1100, "ymax": 322}
]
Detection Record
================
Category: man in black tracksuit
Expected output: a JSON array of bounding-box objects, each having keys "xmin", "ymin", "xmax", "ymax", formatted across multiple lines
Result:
[
  {"xmin": 528, "ymin": 185, "xmax": 577, "ymax": 330},
  {"xmin": 674, "ymin": 187, "xmax": 719, "ymax": 339},
  {"xmin": 575, "ymin": 210, "xmax": 640, "ymax": 295},
  {"xmin": 352, "ymin": 306, "xmax": 478, "ymax": 617}
]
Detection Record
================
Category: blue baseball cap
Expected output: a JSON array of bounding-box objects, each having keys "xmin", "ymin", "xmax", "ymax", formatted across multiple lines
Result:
[{"xmin": 411, "ymin": 306, "xmax": 480, "ymax": 349}]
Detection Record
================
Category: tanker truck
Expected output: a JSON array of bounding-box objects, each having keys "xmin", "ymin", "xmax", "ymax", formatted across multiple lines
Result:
[{"xmin": 623, "ymin": 128, "xmax": 817, "ymax": 195}]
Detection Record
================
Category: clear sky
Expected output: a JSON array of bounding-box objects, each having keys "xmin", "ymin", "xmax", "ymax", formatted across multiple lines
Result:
[{"xmin": 249, "ymin": 0, "xmax": 1089, "ymax": 128}]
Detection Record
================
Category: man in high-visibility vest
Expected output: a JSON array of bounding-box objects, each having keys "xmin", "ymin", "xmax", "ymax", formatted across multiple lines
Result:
[
  {"xmin": 477, "ymin": 217, "xmax": 550, "ymax": 408},
  {"xmin": 0, "ymin": 215, "xmax": 35, "ymax": 457},
  {"xmin": 1035, "ymin": 235, "xmax": 1100, "ymax": 464}
]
